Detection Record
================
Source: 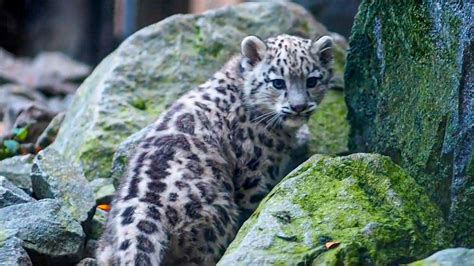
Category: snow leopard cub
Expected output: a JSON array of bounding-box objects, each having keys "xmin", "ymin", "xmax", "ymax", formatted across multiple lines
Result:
[{"xmin": 97, "ymin": 34, "xmax": 334, "ymax": 266}]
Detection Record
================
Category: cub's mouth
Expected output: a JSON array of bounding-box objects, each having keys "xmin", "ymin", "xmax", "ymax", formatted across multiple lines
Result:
[
  {"xmin": 279, "ymin": 108, "xmax": 317, "ymax": 128},
  {"xmin": 281, "ymin": 110, "xmax": 315, "ymax": 120},
  {"xmin": 280, "ymin": 113, "xmax": 312, "ymax": 128}
]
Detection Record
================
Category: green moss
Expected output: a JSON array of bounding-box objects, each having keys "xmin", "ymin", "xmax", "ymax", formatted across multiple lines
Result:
[
  {"xmin": 308, "ymin": 90, "xmax": 349, "ymax": 155},
  {"xmin": 193, "ymin": 24, "xmax": 225, "ymax": 58},
  {"xmin": 292, "ymin": 155, "xmax": 448, "ymax": 264},
  {"xmin": 0, "ymin": 230, "xmax": 6, "ymax": 244},
  {"xmin": 219, "ymin": 154, "xmax": 450, "ymax": 265},
  {"xmin": 79, "ymin": 137, "xmax": 117, "ymax": 181},
  {"xmin": 129, "ymin": 98, "xmax": 148, "ymax": 110}
]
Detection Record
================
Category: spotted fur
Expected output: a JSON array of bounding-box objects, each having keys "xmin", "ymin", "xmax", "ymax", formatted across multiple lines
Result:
[{"xmin": 97, "ymin": 34, "xmax": 334, "ymax": 266}]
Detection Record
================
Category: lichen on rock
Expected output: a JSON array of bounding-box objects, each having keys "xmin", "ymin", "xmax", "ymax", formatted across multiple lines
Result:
[{"xmin": 219, "ymin": 154, "xmax": 449, "ymax": 265}]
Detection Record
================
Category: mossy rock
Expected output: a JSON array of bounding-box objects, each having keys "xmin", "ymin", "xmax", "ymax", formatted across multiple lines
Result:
[
  {"xmin": 218, "ymin": 154, "xmax": 449, "ymax": 265},
  {"xmin": 344, "ymin": 0, "xmax": 473, "ymax": 245},
  {"xmin": 51, "ymin": 2, "xmax": 348, "ymax": 181}
]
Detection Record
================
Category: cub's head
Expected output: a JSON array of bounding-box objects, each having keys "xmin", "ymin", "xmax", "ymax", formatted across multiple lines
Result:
[{"xmin": 240, "ymin": 34, "xmax": 334, "ymax": 129}]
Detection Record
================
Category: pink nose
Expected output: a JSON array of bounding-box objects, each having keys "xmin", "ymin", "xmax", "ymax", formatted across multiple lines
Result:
[{"xmin": 290, "ymin": 103, "xmax": 308, "ymax": 113}]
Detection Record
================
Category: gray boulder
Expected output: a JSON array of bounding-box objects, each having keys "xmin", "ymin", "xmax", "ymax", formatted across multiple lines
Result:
[
  {"xmin": 409, "ymin": 248, "xmax": 474, "ymax": 266},
  {"xmin": 0, "ymin": 154, "xmax": 33, "ymax": 193},
  {"xmin": 51, "ymin": 2, "xmax": 348, "ymax": 181},
  {"xmin": 0, "ymin": 199, "xmax": 85, "ymax": 261},
  {"xmin": 31, "ymin": 147, "xmax": 95, "ymax": 223},
  {"xmin": 0, "ymin": 237, "xmax": 32, "ymax": 266},
  {"xmin": 0, "ymin": 175, "xmax": 35, "ymax": 208}
]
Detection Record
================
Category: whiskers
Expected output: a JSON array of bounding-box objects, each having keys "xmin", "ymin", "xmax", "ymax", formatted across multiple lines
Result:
[
  {"xmin": 251, "ymin": 111, "xmax": 275, "ymax": 124},
  {"xmin": 250, "ymin": 110, "xmax": 281, "ymax": 130},
  {"xmin": 264, "ymin": 114, "xmax": 281, "ymax": 131}
]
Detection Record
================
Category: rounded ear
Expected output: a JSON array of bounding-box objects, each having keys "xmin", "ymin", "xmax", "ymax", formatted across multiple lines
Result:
[
  {"xmin": 241, "ymin": 35, "xmax": 267, "ymax": 65},
  {"xmin": 310, "ymin": 36, "xmax": 334, "ymax": 66}
]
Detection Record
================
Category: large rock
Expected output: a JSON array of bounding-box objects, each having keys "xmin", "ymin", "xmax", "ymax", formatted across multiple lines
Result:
[
  {"xmin": 218, "ymin": 154, "xmax": 449, "ymax": 265},
  {"xmin": 0, "ymin": 154, "xmax": 33, "ymax": 193},
  {"xmin": 344, "ymin": 1, "xmax": 473, "ymax": 245},
  {"xmin": 51, "ymin": 2, "xmax": 348, "ymax": 181},
  {"xmin": 0, "ymin": 199, "xmax": 85, "ymax": 262},
  {"xmin": 31, "ymin": 148, "xmax": 95, "ymax": 223},
  {"xmin": 0, "ymin": 175, "xmax": 35, "ymax": 208},
  {"xmin": 409, "ymin": 248, "xmax": 474, "ymax": 266}
]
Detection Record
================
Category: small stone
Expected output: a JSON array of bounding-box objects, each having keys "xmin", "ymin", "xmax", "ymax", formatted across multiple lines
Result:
[
  {"xmin": 0, "ymin": 154, "xmax": 34, "ymax": 193},
  {"xmin": 0, "ymin": 237, "xmax": 33, "ymax": 266},
  {"xmin": 31, "ymin": 147, "xmax": 95, "ymax": 223},
  {"xmin": 0, "ymin": 199, "xmax": 85, "ymax": 261},
  {"xmin": 0, "ymin": 175, "xmax": 35, "ymax": 208}
]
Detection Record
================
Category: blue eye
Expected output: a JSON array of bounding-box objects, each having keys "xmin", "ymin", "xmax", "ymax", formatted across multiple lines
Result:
[
  {"xmin": 306, "ymin": 77, "xmax": 320, "ymax": 88},
  {"xmin": 271, "ymin": 79, "xmax": 286, "ymax": 90}
]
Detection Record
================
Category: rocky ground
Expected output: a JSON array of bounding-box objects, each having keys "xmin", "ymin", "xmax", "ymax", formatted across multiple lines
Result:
[{"xmin": 0, "ymin": 1, "xmax": 472, "ymax": 265}]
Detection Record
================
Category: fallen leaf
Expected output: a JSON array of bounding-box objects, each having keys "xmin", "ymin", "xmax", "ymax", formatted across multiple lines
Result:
[
  {"xmin": 97, "ymin": 204, "xmax": 111, "ymax": 212},
  {"xmin": 35, "ymin": 145, "xmax": 42, "ymax": 154},
  {"xmin": 325, "ymin": 241, "xmax": 341, "ymax": 250}
]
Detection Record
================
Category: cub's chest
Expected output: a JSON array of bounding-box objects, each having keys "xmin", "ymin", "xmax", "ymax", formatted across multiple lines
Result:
[{"xmin": 230, "ymin": 122, "xmax": 292, "ymax": 169}]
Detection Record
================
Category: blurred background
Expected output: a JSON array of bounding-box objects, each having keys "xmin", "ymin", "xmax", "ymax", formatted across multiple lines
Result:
[{"xmin": 0, "ymin": 0, "xmax": 360, "ymax": 65}]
